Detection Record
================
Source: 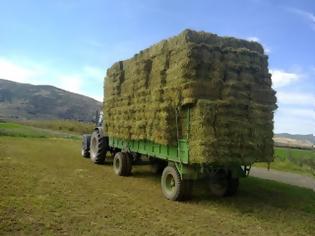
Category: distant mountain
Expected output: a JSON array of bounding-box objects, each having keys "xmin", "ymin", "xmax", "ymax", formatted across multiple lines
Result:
[
  {"xmin": 274, "ymin": 133, "xmax": 315, "ymax": 149},
  {"xmin": 0, "ymin": 79, "xmax": 102, "ymax": 122},
  {"xmin": 275, "ymin": 133, "xmax": 315, "ymax": 144}
]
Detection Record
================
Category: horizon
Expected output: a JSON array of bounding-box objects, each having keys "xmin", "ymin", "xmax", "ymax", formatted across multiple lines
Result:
[
  {"xmin": 0, "ymin": 0, "xmax": 314, "ymax": 135},
  {"xmin": 1, "ymin": 77, "xmax": 314, "ymax": 137}
]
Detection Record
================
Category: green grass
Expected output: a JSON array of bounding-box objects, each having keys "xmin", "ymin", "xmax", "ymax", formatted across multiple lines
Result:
[
  {"xmin": 0, "ymin": 137, "xmax": 314, "ymax": 235},
  {"xmin": 0, "ymin": 121, "xmax": 79, "ymax": 139},
  {"xmin": 255, "ymin": 147, "xmax": 315, "ymax": 177},
  {"xmin": 15, "ymin": 119, "xmax": 95, "ymax": 135}
]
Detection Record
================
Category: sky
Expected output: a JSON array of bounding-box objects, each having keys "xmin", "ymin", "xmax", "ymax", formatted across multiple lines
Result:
[{"xmin": 0, "ymin": 0, "xmax": 314, "ymax": 135}]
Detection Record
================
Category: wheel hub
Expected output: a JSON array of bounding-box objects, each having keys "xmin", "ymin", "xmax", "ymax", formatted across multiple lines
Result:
[{"xmin": 165, "ymin": 174, "xmax": 176, "ymax": 192}]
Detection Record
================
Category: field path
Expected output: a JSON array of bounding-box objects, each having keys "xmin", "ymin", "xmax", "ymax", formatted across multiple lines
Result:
[{"xmin": 250, "ymin": 167, "xmax": 315, "ymax": 191}]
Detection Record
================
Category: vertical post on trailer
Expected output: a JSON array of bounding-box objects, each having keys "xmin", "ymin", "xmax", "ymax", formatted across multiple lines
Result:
[
  {"xmin": 186, "ymin": 107, "xmax": 190, "ymax": 140},
  {"xmin": 175, "ymin": 107, "xmax": 184, "ymax": 178}
]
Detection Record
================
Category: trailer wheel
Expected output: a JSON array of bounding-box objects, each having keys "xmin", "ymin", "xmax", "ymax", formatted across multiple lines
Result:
[
  {"xmin": 209, "ymin": 170, "xmax": 239, "ymax": 197},
  {"xmin": 81, "ymin": 134, "xmax": 91, "ymax": 158},
  {"xmin": 209, "ymin": 169, "xmax": 229, "ymax": 197},
  {"xmin": 183, "ymin": 180, "xmax": 193, "ymax": 200},
  {"xmin": 113, "ymin": 152, "xmax": 132, "ymax": 176},
  {"xmin": 90, "ymin": 130, "xmax": 107, "ymax": 164},
  {"xmin": 226, "ymin": 177, "xmax": 239, "ymax": 196},
  {"xmin": 161, "ymin": 166, "xmax": 187, "ymax": 201}
]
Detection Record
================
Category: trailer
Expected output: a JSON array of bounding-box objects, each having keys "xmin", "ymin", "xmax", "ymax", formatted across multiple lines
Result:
[
  {"xmin": 82, "ymin": 111, "xmax": 248, "ymax": 201},
  {"xmin": 81, "ymin": 29, "xmax": 276, "ymax": 201}
]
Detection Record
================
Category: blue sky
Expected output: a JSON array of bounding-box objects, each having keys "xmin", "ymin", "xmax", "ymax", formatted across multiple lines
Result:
[{"xmin": 0, "ymin": 0, "xmax": 314, "ymax": 134}]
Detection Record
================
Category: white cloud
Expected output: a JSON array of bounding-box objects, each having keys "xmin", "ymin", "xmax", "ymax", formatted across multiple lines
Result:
[
  {"xmin": 277, "ymin": 91, "xmax": 315, "ymax": 106},
  {"xmin": 246, "ymin": 37, "xmax": 260, "ymax": 42},
  {"xmin": 0, "ymin": 57, "xmax": 43, "ymax": 83},
  {"xmin": 56, "ymin": 74, "xmax": 83, "ymax": 94},
  {"xmin": 288, "ymin": 8, "xmax": 315, "ymax": 31},
  {"xmin": 91, "ymin": 95, "xmax": 103, "ymax": 102},
  {"xmin": 83, "ymin": 66, "xmax": 105, "ymax": 81},
  {"xmin": 270, "ymin": 69, "xmax": 301, "ymax": 88},
  {"xmin": 54, "ymin": 65, "xmax": 105, "ymax": 97},
  {"xmin": 246, "ymin": 36, "xmax": 271, "ymax": 54},
  {"xmin": 279, "ymin": 107, "xmax": 315, "ymax": 119},
  {"xmin": 274, "ymin": 114, "xmax": 314, "ymax": 135},
  {"xmin": 275, "ymin": 106, "xmax": 315, "ymax": 135}
]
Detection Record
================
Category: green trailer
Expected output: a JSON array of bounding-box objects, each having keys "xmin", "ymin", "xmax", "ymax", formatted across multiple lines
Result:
[
  {"xmin": 107, "ymin": 106, "xmax": 248, "ymax": 200},
  {"xmin": 82, "ymin": 108, "xmax": 247, "ymax": 201},
  {"xmin": 81, "ymin": 29, "xmax": 276, "ymax": 201}
]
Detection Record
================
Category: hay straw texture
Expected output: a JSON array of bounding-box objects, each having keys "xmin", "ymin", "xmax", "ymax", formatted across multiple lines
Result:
[{"xmin": 104, "ymin": 29, "xmax": 277, "ymax": 164}]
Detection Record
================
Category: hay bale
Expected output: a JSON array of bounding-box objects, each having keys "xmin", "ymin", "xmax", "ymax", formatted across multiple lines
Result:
[{"xmin": 104, "ymin": 29, "xmax": 276, "ymax": 164}]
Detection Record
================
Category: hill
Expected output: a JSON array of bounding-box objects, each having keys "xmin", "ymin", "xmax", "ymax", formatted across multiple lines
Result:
[
  {"xmin": 274, "ymin": 133, "xmax": 315, "ymax": 149},
  {"xmin": 275, "ymin": 133, "xmax": 315, "ymax": 144},
  {"xmin": 0, "ymin": 79, "xmax": 102, "ymax": 121}
]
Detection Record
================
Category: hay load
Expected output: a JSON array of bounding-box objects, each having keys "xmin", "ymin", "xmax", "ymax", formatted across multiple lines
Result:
[{"xmin": 104, "ymin": 29, "xmax": 277, "ymax": 164}]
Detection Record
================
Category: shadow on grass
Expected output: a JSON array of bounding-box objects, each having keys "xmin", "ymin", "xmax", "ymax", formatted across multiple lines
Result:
[
  {"xmin": 128, "ymin": 166, "xmax": 315, "ymax": 215},
  {"xmin": 131, "ymin": 170, "xmax": 161, "ymax": 180},
  {"xmin": 99, "ymin": 159, "xmax": 315, "ymax": 217},
  {"xmin": 193, "ymin": 177, "xmax": 315, "ymax": 215}
]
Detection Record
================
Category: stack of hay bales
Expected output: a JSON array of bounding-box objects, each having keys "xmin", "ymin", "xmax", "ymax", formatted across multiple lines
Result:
[{"xmin": 104, "ymin": 29, "xmax": 277, "ymax": 164}]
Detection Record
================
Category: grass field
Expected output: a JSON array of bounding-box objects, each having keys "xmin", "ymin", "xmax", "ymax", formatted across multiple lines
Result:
[
  {"xmin": 0, "ymin": 135, "xmax": 315, "ymax": 235},
  {"xmin": 15, "ymin": 119, "xmax": 95, "ymax": 135},
  {"xmin": 255, "ymin": 147, "xmax": 315, "ymax": 177},
  {"xmin": 0, "ymin": 121, "xmax": 79, "ymax": 139}
]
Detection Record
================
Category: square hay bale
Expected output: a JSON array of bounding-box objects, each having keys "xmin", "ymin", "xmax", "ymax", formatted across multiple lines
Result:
[{"xmin": 104, "ymin": 29, "xmax": 276, "ymax": 164}]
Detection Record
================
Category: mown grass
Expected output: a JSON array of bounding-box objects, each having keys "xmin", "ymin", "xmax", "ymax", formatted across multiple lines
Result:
[
  {"xmin": 0, "ymin": 121, "xmax": 79, "ymax": 139},
  {"xmin": 15, "ymin": 119, "xmax": 95, "ymax": 135},
  {"xmin": 255, "ymin": 147, "xmax": 315, "ymax": 177},
  {"xmin": 4, "ymin": 120, "xmax": 314, "ymax": 176},
  {"xmin": 0, "ymin": 137, "xmax": 314, "ymax": 235}
]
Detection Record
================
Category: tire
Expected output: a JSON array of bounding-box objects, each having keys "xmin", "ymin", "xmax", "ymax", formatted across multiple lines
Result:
[
  {"xmin": 161, "ymin": 166, "xmax": 187, "ymax": 201},
  {"xmin": 125, "ymin": 153, "xmax": 133, "ymax": 175},
  {"xmin": 209, "ymin": 170, "xmax": 239, "ymax": 197},
  {"xmin": 90, "ymin": 130, "xmax": 107, "ymax": 164},
  {"xmin": 81, "ymin": 134, "xmax": 91, "ymax": 158},
  {"xmin": 226, "ymin": 177, "xmax": 239, "ymax": 196},
  {"xmin": 209, "ymin": 169, "xmax": 229, "ymax": 197},
  {"xmin": 182, "ymin": 180, "xmax": 193, "ymax": 200},
  {"xmin": 81, "ymin": 148, "xmax": 90, "ymax": 158},
  {"xmin": 113, "ymin": 152, "xmax": 132, "ymax": 176}
]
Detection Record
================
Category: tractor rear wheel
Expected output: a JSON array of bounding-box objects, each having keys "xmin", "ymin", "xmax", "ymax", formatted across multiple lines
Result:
[
  {"xmin": 90, "ymin": 130, "xmax": 107, "ymax": 164},
  {"xmin": 113, "ymin": 152, "xmax": 132, "ymax": 176}
]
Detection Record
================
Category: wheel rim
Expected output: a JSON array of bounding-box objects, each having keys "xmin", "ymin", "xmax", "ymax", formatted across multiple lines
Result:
[
  {"xmin": 114, "ymin": 157, "xmax": 120, "ymax": 173},
  {"xmin": 90, "ymin": 137, "xmax": 97, "ymax": 159},
  {"xmin": 165, "ymin": 173, "xmax": 176, "ymax": 194}
]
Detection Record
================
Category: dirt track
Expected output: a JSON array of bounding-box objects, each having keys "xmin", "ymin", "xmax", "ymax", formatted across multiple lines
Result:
[{"xmin": 250, "ymin": 167, "xmax": 315, "ymax": 191}]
